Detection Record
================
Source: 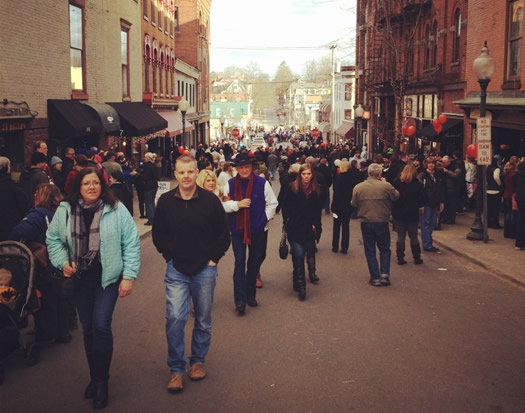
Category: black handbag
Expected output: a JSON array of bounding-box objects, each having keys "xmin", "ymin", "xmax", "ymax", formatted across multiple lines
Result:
[{"xmin": 279, "ymin": 224, "xmax": 289, "ymax": 260}]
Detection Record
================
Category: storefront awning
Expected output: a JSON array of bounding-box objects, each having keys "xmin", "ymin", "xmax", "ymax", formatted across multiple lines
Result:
[
  {"xmin": 158, "ymin": 111, "xmax": 194, "ymax": 137},
  {"xmin": 83, "ymin": 103, "xmax": 120, "ymax": 133},
  {"xmin": 336, "ymin": 121, "xmax": 354, "ymax": 138},
  {"xmin": 417, "ymin": 118, "xmax": 463, "ymax": 141},
  {"xmin": 317, "ymin": 122, "xmax": 330, "ymax": 133},
  {"xmin": 48, "ymin": 99, "xmax": 101, "ymax": 138},
  {"xmin": 106, "ymin": 102, "xmax": 167, "ymax": 137}
]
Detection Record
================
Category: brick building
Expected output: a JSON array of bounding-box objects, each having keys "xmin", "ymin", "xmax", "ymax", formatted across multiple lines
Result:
[
  {"xmin": 355, "ymin": 0, "xmax": 469, "ymax": 155},
  {"xmin": 175, "ymin": 0, "xmax": 211, "ymax": 148},
  {"xmin": 0, "ymin": 0, "xmax": 167, "ymax": 171},
  {"xmin": 455, "ymin": 0, "xmax": 525, "ymax": 157}
]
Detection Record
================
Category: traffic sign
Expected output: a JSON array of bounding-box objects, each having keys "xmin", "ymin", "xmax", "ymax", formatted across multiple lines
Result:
[
  {"xmin": 311, "ymin": 128, "xmax": 320, "ymax": 138},
  {"xmin": 477, "ymin": 142, "xmax": 492, "ymax": 165},
  {"xmin": 477, "ymin": 117, "xmax": 491, "ymax": 142},
  {"xmin": 232, "ymin": 128, "xmax": 240, "ymax": 138}
]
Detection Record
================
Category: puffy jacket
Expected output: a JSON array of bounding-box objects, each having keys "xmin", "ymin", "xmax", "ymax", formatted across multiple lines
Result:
[{"xmin": 46, "ymin": 201, "xmax": 140, "ymax": 288}]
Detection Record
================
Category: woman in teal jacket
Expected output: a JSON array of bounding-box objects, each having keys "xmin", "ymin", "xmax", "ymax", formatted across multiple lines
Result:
[{"xmin": 46, "ymin": 167, "xmax": 140, "ymax": 409}]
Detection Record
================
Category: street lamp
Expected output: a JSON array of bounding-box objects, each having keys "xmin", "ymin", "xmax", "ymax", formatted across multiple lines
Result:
[
  {"xmin": 467, "ymin": 41, "xmax": 494, "ymax": 242},
  {"xmin": 179, "ymin": 97, "xmax": 189, "ymax": 148},
  {"xmin": 355, "ymin": 104, "xmax": 364, "ymax": 146}
]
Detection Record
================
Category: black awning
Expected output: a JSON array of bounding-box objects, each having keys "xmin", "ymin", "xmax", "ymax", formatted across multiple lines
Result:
[
  {"xmin": 106, "ymin": 102, "xmax": 167, "ymax": 137},
  {"xmin": 83, "ymin": 103, "xmax": 121, "ymax": 132},
  {"xmin": 48, "ymin": 99, "xmax": 101, "ymax": 138},
  {"xmin": 417, "ymin": 118, "xmax": 463, "ymax": 141}
]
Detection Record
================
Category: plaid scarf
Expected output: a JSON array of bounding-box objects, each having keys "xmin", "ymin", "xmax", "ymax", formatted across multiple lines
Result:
[{"xmin": 71, "ymin": 198, "xmax": 104, "ymax": 272}]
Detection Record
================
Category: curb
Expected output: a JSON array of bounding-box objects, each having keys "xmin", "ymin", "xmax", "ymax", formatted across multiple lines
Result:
[{"xmin": 432, "ymin": 238, "xmax": 525, "ymax": 289}]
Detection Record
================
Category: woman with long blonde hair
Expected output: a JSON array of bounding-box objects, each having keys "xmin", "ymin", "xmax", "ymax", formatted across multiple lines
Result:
[{"xmin": 392, "ymin": 164, "xmax": 426, "ymax": 265}]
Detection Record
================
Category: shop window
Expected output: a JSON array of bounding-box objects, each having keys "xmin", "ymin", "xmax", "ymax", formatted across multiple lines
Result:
[
  {"xmin": 507, "ymin": 0, "xmax": 523, "ymax": 79},
  {"xmin": 69, "ymin": 3, "xmax": 84, "ymax": 92}
]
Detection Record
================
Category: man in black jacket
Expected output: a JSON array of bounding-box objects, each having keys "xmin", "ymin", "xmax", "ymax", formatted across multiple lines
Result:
[
  {"xmin": 152, "ymin": 154, "xmax": 230, "ymax": 394},
  {"xmin": 0, "ymin": 157, "xmax": 30, "ymax": 241}
]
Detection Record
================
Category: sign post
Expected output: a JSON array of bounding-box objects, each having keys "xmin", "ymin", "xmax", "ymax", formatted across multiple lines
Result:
[
  {"xmin": 476, "ymin": 117, "xmax": 491, "ymax": 243},
  {"xmin": 231, "ymin": 128, "xmax": 240, "ymax": 139}
]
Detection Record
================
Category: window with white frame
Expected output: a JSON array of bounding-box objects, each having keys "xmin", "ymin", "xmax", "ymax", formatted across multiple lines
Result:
[
  {"xmin": 69, "ymin": 3, "xmax": 84, "ymax": 91},
  {"xmin": 507, "ymin": 0, "xmax": 523, "ymax": 79},
  {"xmin": 121, "ymin": 25, "xmax": 130, "ymax": 98}
]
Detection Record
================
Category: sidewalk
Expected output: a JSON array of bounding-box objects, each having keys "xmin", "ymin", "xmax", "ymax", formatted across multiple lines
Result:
[{"xmin": 430, "ymin": 211, "xmax": 525, "ymax": 288}]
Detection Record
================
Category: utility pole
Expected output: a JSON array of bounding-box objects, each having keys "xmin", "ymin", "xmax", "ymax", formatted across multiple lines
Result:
[{"xmin": 330, "ymin": 45, "xmax": 337, "ymax": 144}]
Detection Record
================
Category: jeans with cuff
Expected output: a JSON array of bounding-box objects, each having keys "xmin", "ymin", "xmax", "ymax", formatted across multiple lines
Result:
[
  {"xmin": 360, "ymin": 222, "xmax": 391, "ymax": 280},
  {"xmin": 165, "ymin": 261, "xmax": 217, "ymax": 375}
]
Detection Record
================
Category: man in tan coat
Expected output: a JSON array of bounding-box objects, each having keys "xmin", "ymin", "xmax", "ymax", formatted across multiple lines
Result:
[{"xmin": 351, "ymin": 163, "xmax": 399, "ymax": 287}]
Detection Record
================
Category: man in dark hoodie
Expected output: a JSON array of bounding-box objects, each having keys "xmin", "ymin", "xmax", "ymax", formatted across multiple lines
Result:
[
  {"xmin": 18, "ymin": 152, "xmax": 49, "ymax": 207},
  {"xmin": 0, "ymin": 156, "xmax": 30, "ymax": 241}
]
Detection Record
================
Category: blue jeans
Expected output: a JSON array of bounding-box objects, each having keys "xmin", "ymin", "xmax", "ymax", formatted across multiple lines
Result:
[
  {"xmin": 231, "ymin": 230, "xmax": 267, "ymax": 305},
  {"xmin": 360, "ymin": 222, "xmax": 391, "ymax": 280},
  {"xmin": 75, "ymin": 273, "xmax": 119, "ymax": 355},
  {"xmin": 165, "ymin": 261, "xmax": 217, "ymax": 375},
  {"xmin": 420, "ymin": 206, "xmax": 438, "ymax": 250},
  {"xmin": 144, "ymin": 188, "xmax": 157, "ymax": 223}
]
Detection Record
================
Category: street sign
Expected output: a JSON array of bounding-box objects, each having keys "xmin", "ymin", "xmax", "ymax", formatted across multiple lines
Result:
[
  {"xmin": 477, "ymin": 142, "xmax": 492, "ymax": 165},
  {"xmin": 311, "ymin": 128, "xmax": 320, "ymax": 138},
  {"xmin": 232, "ymin": 128, "xmax": 240, "ymax": 138},
  {"xmin": 476, "ymin": 117, "xmax": 491, "ymax": 142}
]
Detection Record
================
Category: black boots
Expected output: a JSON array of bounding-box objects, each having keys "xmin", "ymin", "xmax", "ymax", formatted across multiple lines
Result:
[
  {"xmin": 292, "ymin": 256, "xmax": 306, "ymax": 300},
  {"xmin": 85, "ymin": 350, "xmax": 112, "ymax": 409},
  {"xmin": 411, "ymin": 244, "xmax": 424, "ymax": 265},
  {"xmin": 306, "ymin": 254, "xmax": 320, "ymax": 284},
  {"xmin": 396, "ymin": 242, "xmax": 407, "ymax": 265}
]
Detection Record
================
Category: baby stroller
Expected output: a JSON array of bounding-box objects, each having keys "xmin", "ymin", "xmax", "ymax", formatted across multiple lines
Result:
[{"xmin": 0, "ymin": 241, "xmax": 40, "ymax": 383}]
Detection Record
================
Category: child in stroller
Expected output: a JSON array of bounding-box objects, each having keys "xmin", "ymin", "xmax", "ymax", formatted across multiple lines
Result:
[{"xmin": 0, "ymin": 241, "xmax": 40, "ymax": 383}]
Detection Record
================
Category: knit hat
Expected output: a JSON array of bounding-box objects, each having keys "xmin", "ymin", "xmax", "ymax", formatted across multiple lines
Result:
[
  {"xmin": 51, "ymin": 156, "xmax": 63, "ymax": 166},
  {"xmin": 31, "ymin": 152, "xmax": 47, "ymax": 166}
]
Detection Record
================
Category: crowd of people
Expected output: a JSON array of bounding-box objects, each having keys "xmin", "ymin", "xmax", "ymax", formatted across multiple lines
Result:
[{"xmin": 0, "ymin": 135, "xmax": 524, "ymax": 408}]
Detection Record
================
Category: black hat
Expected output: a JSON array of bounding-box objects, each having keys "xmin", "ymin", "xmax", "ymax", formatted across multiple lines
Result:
[
  {"xmin": 233, "ymin": 152, "xmax": 255, "ymax": 166},
  {"xmin": 31, "ymin": 152, "xmax": 47, "ymax": 165}
]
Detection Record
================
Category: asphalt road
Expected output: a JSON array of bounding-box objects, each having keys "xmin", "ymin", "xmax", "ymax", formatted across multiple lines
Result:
[{"xmin": 1, "ymin": 184, "xmax": 524, "ymax": 413}]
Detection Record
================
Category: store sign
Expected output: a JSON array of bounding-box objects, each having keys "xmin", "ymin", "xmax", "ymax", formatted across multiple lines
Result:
[{"xmin": 0, "ymin": 120, "xmax": 28, "ymax": 132}]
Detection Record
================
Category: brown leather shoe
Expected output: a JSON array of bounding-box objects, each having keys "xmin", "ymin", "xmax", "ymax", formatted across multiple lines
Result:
[
  {"xmin": 167, "ymin": 374, "xmax": 184, "ymax": 393},
  {"xmin": 188, "ymin": 364, "xmax": 206, "ymax": 381}
]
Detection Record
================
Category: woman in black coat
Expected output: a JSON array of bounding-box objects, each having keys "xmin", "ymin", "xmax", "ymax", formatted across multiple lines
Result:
[
  {"xmin": 331, "ymin": 160, "xmax": 360, "ymax": 254},
  {"xmin": 393, "ymin": 164, "xmax": 426, "ymax": 265},
  {"xmin": 282, "ymin": 164, "xmax": 322, "ymax": 301}
]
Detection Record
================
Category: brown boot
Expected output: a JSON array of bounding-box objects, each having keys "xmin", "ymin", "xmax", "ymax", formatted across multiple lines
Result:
[{"xmin": 168, "ymin": 374, "xmax": 184, "ymax": 393}]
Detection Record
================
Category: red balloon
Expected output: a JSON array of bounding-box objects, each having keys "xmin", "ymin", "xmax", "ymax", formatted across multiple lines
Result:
[
  {"xmin": 435, "ymin": 123, "xmax": 443, "ymax": 134},
  {"xmin": 438, "ymin": 114, "xmax": 447, "ymax": 124},
  {"xmin": 402, "ymin": 125, "xmax": 409, "ymax": 135},
  {"xmin": 467, "ymin": 144, "xmax": 477, "ymax": 158},
  {"xmin": 183, "ymin": 150, "xmax": 190, "ymax": 155},
  {"xmin": 178, "ymin": 146, "xmax": 184, "ymax": 154},
  {"xmin": 406, "ymin": 125, "xmax": 416, "ymax": 136},
  {"xmin": 432, "ymin": 119, "xmax": 443, "ymax": 134}
]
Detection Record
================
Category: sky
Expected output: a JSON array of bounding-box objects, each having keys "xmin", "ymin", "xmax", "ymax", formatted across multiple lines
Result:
[{"xmin": 210, "ymin": 0, "xmax": 356, "ymax": 78}]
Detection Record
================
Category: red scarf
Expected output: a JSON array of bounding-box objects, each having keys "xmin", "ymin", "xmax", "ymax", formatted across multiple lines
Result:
[{"xmin": 234, "ymin": 174, "xmax": 254, "ymax": 244}]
